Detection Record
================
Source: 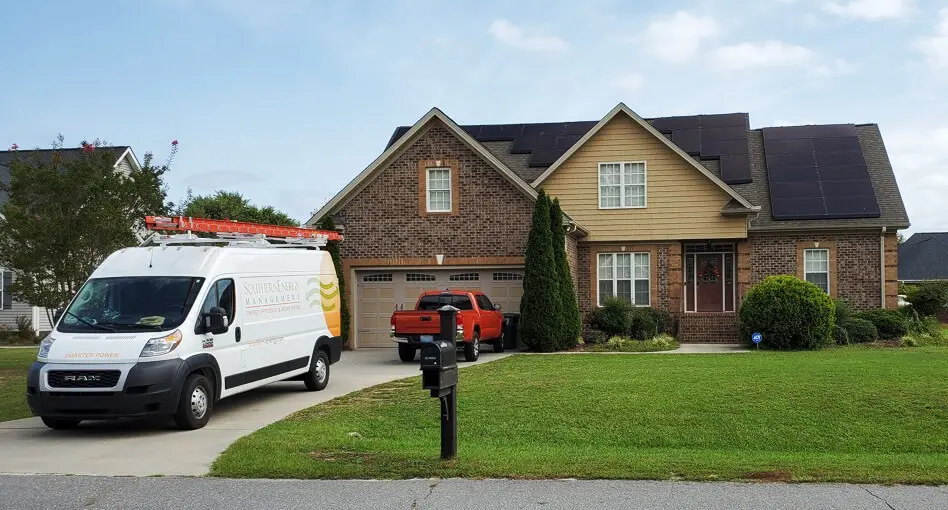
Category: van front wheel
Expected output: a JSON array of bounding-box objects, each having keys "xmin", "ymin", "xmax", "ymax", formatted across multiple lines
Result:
[
  {"xmin": 303, "ymin": 350, "xmax": 330, "ymax": 391},
  {"xmin": 174, "ymin": 374, "xmax": 213, "ymax": 430}
]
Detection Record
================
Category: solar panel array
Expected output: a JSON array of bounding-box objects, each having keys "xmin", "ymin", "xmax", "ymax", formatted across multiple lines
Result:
[
  {"xmin": 762, "ymin": 125, "xmax": 880, "ymax": 220},
  {"xmin": 648, "ymin": 114, "xmax": 752, "ymax": 185}
]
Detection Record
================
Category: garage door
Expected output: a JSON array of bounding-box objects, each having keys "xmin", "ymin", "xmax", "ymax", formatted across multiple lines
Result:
[{"xmin": 355, "ymin": 268, "xmax": 524, "ymax": 348}]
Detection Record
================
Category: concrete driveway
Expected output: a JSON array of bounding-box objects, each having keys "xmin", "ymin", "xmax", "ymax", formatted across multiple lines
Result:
[{"xmin": 0, "ymin": 348, "xmax": 509, "ymax": 477}]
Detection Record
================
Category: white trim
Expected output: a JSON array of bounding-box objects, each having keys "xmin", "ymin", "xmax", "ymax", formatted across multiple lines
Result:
[
  {"xmin": 0, "ymin": 267, "xmax": 5, "ymax": 311},
  {"xmin": 306, "ymin": 108, "xmax": 538, "ymax": 226},
  {"xmin": 596, "ymin": 252, "xmax": 650, "ymax": 307},
  {"xmin": 803, "ymin": 248, "xmax": 831, "ymax": 294},
  {"xmin": 425, "ymin": 167, "xmax": 452, "ymax": 213},
  {"xmin": 531, "ymin": 103, "xmax": 759, "ymax": 211},
  {"xmin": 598, "ymin": 161, "xmax": 647, "ymax": 209}
]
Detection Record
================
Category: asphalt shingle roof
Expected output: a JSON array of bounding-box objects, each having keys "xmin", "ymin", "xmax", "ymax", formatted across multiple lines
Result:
[{"xmin": 899, "ymin": 233, "xmax": 948, "ymax": 281}]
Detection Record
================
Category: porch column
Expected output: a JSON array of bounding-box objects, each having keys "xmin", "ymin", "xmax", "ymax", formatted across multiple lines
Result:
[
  {"xmin": 667, "ymin": 242, "xmax": 683, "ymax": 313},
  {"xmin": 737, "ymin": 239, "xmax": 751, "ymax": 304}
]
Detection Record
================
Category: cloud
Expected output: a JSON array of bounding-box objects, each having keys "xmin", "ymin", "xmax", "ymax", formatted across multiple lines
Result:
[
  {"xmin": 886, "ymin": 127, "xmax": 948, "ymax": 234},
  {"xmin": 915, "ymin": 8, "xmax": 948, "ymax": 70},
  {"xmin": 643, "ymin": 11, "xmax": 720, "ymax": 63},
  {"xmin": 824, "ymin": 0, "xmax": 914, "ymax": 20},
  {"xmin": 709, "ymin": 41, "xmax": 854, "ymax": 77},
  {"xmin": 488, "ymin": 19, "xmax": 567, "ymax": 52},
  {"xmin": 613, "ymin": 73, "xmax": 644, "ymax": 93}
]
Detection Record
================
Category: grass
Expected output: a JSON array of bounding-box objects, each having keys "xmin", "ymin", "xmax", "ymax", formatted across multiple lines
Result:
[
  {"xmin": 0, "ymin": 348, "xmax": 36, "ymax": 422},
  {"xmin": 212, "ymin": 347, "xmax": 948, "ymax": 484}
]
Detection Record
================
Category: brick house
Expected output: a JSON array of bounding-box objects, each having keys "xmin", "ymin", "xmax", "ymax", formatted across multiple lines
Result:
[{"xmin": 308, "ymin": 104, "xmax": 909, "ymax": 347}]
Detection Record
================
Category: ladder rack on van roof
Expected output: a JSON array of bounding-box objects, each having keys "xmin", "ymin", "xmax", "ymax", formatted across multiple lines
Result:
[{"xmin": 140, "ymin": 216, "xmax": 342, "ymax": 249}]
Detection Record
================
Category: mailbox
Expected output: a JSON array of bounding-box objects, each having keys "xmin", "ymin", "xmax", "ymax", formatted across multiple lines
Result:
[{"xmin": 420, "ymin": 340, "xmax": 458, "ymax": 394}]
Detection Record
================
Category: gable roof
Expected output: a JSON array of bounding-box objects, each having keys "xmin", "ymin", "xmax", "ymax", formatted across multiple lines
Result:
[
  {"xmin": 0, "ymin": 146, "xmax": 135, "ymax": 204},
  {"xmin": 898, "ymin": 233, "xmax": 948, "ymax": 281},
  {"xmin": 306, "ymin": 108, "xmax": 538, "ymax": 226},
  {"xmin": 531, "ymin": 103, "xmax": 756, "ymax": 210}
]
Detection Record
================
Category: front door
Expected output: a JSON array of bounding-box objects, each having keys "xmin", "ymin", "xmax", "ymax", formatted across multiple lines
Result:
[{"xmin": 695, "ymin": 254, "xmax": 724, "ymax": 312}]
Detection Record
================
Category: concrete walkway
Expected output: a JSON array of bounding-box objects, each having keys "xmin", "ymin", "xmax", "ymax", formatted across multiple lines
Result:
[
  {"xmin": 1, "ymin": 476, "xmax": 944, "ymax": 510},
  {"xmin": 0, "ymin": 349, "xmax": 509, "ymax": 476}
]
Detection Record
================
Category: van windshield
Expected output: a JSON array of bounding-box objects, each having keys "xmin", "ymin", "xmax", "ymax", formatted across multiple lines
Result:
[{"xmin": 57, "ymin": 276, "xmax": 205, "ymax": 333}]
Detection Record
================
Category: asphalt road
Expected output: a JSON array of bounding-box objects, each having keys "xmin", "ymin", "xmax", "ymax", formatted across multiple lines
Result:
[
  {"xmin": 1, "ymin": 476, "xmax": 945, "ymax": 510},
  {"xmin": 0, "ymin": 349, "xmax": 509, "ymax": 476}
]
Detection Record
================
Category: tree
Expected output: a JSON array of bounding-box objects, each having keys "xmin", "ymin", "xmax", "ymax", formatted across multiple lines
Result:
[
  {"xmin": 550, "ymin": 198, "xmax": 581, "ymax": 350},
  {"xmin": 177, "ymin": 189, "xmax": 298, "ymax": 226},
  {"xmin": 898, "ymin": 232, "xmax": 906, "ymax": 245},
  {"xmin": 518, "ymin": 190, "xmax": 560, "ymax": 352},
  {"xmin": 316, "ymin": 216, "xmax": 350, "ymax": 345},
  {"xmin": 0, "ymin": 138, "xmax": 175, "ymax": 323}
]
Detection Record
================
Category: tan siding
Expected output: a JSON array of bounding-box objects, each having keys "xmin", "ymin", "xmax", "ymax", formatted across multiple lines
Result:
[{"xmin": 542, "ymin": 115, "xmax": 747, "ymax": 242}]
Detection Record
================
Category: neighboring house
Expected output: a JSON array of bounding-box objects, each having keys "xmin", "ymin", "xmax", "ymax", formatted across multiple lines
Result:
[
  {"xmin": 308, "ymin": 103, "xmax": 909, "ymax": 347},
  {"xmin": 898, "ymin": 233, "xmax": 948, "ymax": 283},
  {"xmin": 0, "ymin": 146, "xmax": 142, "ymax": 332}
]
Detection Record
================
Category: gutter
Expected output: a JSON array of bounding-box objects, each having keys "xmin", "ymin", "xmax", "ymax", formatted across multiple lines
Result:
[{"xmin": 881, "ymin": 227, "xmax": 886, "ymax": 309}]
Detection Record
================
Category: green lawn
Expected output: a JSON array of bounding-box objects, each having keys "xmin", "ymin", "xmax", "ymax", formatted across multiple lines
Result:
[
  {"xmin": 212, "ymin": 347, "xmax": 948, "ymax": 484},
  {"xmin": 0, "ymin": 348, "xmax": 35, "ymax": 422}
]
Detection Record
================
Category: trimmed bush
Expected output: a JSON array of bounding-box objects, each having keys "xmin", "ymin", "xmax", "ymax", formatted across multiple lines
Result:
[
  {"xmin": 833, "ymin": 298, "xmax": 854, "ymax": 327},
  {"xmin": 589, "ymin": 297, "xmax": 632, "ymax": 336},
  {"xmin": 854, "ymin": 309, "xmax": 908, "ymax": 340},
  {"xmin": 590, "ymin": 334, "xmax": 679, "ymax": 352},
  {"xmin": 834, "ymin": 324, "xmax": 850, "ymax": 345},
  {"xmin": 738, "ymin": 275, "xmax": 836, "ymax": 350},
  {"xmin": 519, "ymin": 190, "xmax": 561, "ymax": 352},
  {"xmin": 846, "ymin": 318, "xmax": 878, "ymax": 343},
  {"xmin": 628, "ymin": 307, "xmax": 662, "ymax": 340}
]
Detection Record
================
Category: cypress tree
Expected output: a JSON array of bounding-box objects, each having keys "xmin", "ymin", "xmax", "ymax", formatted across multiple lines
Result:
[
  {"xmin": 316, "ymin": 216, "xmax": 350, "ymax": 346},
  {"xmin": 519, "ymin": 190, "xmax": 560, "ymax": 352},
  {"xmin": 550, "ymin": 198, "xmax": 581, "ymax": 350}
]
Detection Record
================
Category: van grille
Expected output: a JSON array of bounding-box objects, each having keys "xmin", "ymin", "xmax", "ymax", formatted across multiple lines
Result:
[{"xmin": 47, "ymin": 370, "xmax": 121, "ymax": 388}]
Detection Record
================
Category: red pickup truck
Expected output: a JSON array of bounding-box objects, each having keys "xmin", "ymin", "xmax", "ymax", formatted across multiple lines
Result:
[{"xmin": 390, "ymin": 290, "xmax": 504, "ymax": 362}]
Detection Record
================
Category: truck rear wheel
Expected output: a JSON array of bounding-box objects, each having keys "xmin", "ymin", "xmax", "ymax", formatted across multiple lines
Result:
[
  {"xmin": 174, "ymin": 373, "xmax": 213, "ymax": 430},
  {"xmin": 464, "ymin": 332, "xmax": 480, "ymax": 362},
  {"xmin": 398, "ymin": 343, "xmax": 416, "ymax": 362}
]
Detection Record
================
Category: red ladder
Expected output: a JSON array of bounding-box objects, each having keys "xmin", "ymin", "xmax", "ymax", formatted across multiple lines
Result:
[{"xmin": 144, "ymin": 216, "xmax": 342, "ymax": 241}]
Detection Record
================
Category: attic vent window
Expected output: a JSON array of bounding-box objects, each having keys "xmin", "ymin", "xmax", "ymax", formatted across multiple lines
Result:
[
  {"xmin": 362, "ymin": 273, "xmax": 393, "ymax": 283},
  {"xmin": 492, "ymin": 272, "xmax": 523, "ymax": 281},
  {"xmin": 449, "ymin": 273, "xmax": 480, "ymax": 281},
  {"xmin": 406, "ymin": 273, "xmax": 436, "ymax": 282}
]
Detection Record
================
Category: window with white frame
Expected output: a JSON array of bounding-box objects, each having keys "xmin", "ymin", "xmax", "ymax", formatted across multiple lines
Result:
[
  {"xmin": 804, "ymin": 249, "xmax": 830, "ymax": 294},
  {"xmin": 426, "ymin": 168, "xmax": 451, "ymax": 212},
  {"xmin": 599, "ymin": 162, "xmax": 646, "ymax": 209},
  {"xmin": 597, "ymin": 252, "xmax": 649, "ymax": 306}
]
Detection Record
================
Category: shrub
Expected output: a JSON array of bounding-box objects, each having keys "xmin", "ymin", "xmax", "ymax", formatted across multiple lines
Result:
[
  {"xmin": 908, "ymin": 281, "xmax": 948, "ymax": 317},
  {"xmin": 591, "ymin": 334, "xmax": 679, "ymax": 352},
  {"xmin": 589, "ymin": 297, "xmax": 632, "ymax": 336},
  {"xmin": 15, "ymin": 315, "xmax": 35, "ymax": 342},
  {"xmin": 550, "ymin": 198, "xmax": 581, "ymax": 350},
  {"xmin": 834, "ymin": 324, "xmax": 850, "ymax": 345},
  {"xmin": 845, "ymin": 318, "xmax": 878, "ymax": 343},
  {"xmin": 833, "ymin": 298, "xmax": 854, "ymax": 327},
  {"xmin": 854, "ymin": 309, "xmax": 908, "ymax": 340},
  {"xmin": 905, "ymin": 312, "xmax": 942, "ymax": 337},
  {"xmin": 583, "ymin": 327, "xmax": 608, "ymax": 345},
  {"xmin": 628, "ymin": 307, "xmax": 660, "ymax": 340},
  {"xmin": 738, "ymin": 275, "xmax": 836, "ymax": 350}
]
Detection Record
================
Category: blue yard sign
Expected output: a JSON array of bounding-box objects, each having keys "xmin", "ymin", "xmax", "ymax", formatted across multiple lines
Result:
[{"xmin": 751, "ymin": 332, "xmax": 762, "ymax": 348}]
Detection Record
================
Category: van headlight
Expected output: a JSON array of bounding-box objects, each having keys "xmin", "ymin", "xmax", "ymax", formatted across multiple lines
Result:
[
  {"xmin": 140, "ymin": 330, "xmax": 183, "ymax": 357},
  {"xmin": 37, "ymin": 335, "xmax": 55, "ymax": 360}
]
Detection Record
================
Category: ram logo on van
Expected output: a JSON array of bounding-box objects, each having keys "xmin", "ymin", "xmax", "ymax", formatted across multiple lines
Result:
[{"xmin": 64, "ymin": 374, "xmax": 101, "ymax": 382}]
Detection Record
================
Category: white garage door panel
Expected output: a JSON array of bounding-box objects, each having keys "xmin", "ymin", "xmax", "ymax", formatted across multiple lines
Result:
[{"xmin": 355, "ymin": 268, "xmax": 523, "ymax": 348}]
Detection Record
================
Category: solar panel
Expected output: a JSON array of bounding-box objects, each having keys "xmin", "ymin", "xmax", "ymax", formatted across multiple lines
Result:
[
  {"xmin": 762, "ymin": 125, "xmax": 879, "ymax": 220},
  {"xmin": 699, "ymin": 113, "xmax": 748, "ymax": 129},
  {"xmin": 672, "ymin": 129, "xmax": 701, "ymax": 155},
  {"xmin": 650, "ymin": 116, "xmax": 700, "ymax": 132},
  {"xmin": 529, "ymin": 149, "xmax": 566, "ymax": 167}
]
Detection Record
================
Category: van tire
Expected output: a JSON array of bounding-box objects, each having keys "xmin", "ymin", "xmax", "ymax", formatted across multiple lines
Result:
[
  {"xmin": 464, "ymin": 332, "xmax": 480, "ymax": 362},
  {"xmin": 174, "ymin": 374, "xmax": 213, "ymax": 430},
  {"xmin": 41, "ymin": 417, "xmax": 80, "ymax": 430},
  {"xmin": 398, "ymin": 343, "xmax": 416, "ymax": 362},
  {"xmin": 303, "ymin": 350, "xmax": 330, "ymax": 391}
]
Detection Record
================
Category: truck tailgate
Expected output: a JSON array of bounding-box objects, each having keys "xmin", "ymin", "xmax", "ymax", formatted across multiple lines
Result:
[{"xmin": 392, "ymin": 311, "xmax": 442, "ymax": 336}]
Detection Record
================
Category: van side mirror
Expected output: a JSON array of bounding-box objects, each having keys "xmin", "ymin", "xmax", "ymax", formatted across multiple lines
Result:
[
  {"xmin": 493, "ymin": 304, "xmax": 502, "ymax": 311},
  {"xmin": 203, "ymin": 306, "xmax": 229, "ymax": 335}
]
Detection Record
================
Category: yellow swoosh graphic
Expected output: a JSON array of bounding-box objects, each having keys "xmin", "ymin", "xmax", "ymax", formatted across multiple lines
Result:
[
  {"xmin": 319, "ymin": 281, "xmax": 335, "ymax": 289},
  {"xmin": 320, "ymin": 288, "xmax": 339, "ymax": 299},
  {"xmin": 321, "ymin": 302, "xmax": 337, "ymax": 311}
]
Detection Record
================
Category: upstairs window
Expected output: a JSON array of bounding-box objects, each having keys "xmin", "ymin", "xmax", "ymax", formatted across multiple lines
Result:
[
  {"xmin": 599, "ymin": 162, "xmax": 646, "ymax": 209},
  {"xmin": 426, "ymin": 168, "xmax": 452, "ymax": 212}
]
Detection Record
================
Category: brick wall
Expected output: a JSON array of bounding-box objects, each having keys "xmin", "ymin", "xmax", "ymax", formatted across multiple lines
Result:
[
  {"xmin": 748, "ymin": 232, "xmax": 883, "ymax": 310},
  {"xmin": 335, "ymin": 120, "xmax": 535, "ymax": 261},
  {"xmin": 565, "ymin": 234, "xmax": 580, "ymax": 294},
  {"xmin": 678, "ymin": 313, "xmax": 738, "ymax": 343}
]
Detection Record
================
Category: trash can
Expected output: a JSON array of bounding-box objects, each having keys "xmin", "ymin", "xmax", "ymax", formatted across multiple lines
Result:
[{"xmin": 502, "ymin": 313, "xmax": 521, "ymax": 350}]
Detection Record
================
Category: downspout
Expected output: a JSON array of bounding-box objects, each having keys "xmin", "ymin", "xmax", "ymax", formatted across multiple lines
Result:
[{"xmin": 880, "ymin": 227, "xmax": 887, "ymax": 309}]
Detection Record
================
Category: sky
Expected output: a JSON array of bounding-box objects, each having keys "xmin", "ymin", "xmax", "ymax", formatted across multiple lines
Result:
[{"xmin": 1, "ymin": 0, "xmax": 946, "ymax": 235}]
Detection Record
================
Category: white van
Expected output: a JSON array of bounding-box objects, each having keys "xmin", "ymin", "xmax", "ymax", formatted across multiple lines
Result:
[{"xmin": 26, "ymin": 238, "xmax": 344, "ymax": 430}]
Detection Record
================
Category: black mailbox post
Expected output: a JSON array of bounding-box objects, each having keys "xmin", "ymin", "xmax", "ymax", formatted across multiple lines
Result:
[{"xmin": 419, "ymin": 305, "xmax": 460, "ymax": 460}]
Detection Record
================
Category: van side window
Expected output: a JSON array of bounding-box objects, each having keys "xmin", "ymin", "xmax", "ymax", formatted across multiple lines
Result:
[{"xmin": 200, "ymin": 279, "xmax": 236, "ymax": 322}]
